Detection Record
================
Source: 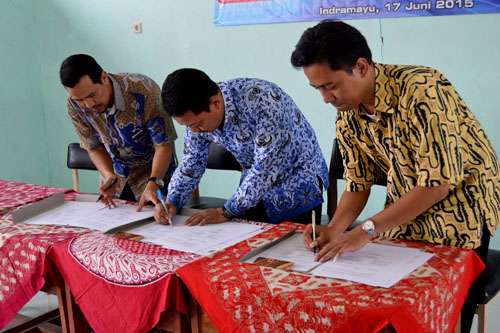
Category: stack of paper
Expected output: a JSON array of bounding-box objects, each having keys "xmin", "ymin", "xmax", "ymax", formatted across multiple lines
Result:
[
  {"xmin": 129, "ymin": 215, "xmax": 264, "ymax": 255},
  {"xmin": 241, "ymin": 231, "xmax": 433, "ymax": 288},
  {"xmin": 311, "ymin": 242, "xmax": 433, "ymax": 288},
  {"xmin": 14, "ymin": 192, "xmax": 154, "ymax": 233}
]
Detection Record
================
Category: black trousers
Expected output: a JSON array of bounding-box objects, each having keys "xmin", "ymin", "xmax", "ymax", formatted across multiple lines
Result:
[
  {"xmin": 461, "ymin": 223, "xmax": 491, "ymax": 332},
  {"xmin": 238, "ymin": 202, "xmax": 323, "ymax": 225}
]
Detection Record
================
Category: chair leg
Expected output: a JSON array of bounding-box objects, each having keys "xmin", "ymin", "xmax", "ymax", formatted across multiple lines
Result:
[
  {"xmin": 477, "ymin": 304, "xmax": 486, "ymax": 333},
  {"xmin": 72, "ymin": 170, "xmax": 80, "ymax": 192},
  {"xmin": 454, "ymin": 313, "xmax": 461, "ymax": 333}
]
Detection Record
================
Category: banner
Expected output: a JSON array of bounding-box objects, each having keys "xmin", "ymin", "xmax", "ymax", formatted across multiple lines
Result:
[{"xmin": 214, "ymin": 0, "xmax": 500, "ymax": 26}]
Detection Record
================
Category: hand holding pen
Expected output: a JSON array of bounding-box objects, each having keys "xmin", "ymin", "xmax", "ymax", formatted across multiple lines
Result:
[
  {"xmin": 156, "ymin": 189, "xmax": 173, "ymax": 228},
  {"xmin": 97, "ymin": 177, "xmax": 118, "ymax": 209},
  {"xmin": 312, "ymin": 210, "xmax": 317, "ymax": 254}
]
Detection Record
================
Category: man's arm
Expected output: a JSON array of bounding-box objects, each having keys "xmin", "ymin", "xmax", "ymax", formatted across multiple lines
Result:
[
  {"xmin": 309, "ymin": 184, "xmax": 449, "ymax": 262},
  {"xmin": 87, "ymin": 145, "xmax": 120, "ymax": 208},
  {"xmin": 137, "ymin": 143, "xmax": 172, "ymax": 212},
  {"xmin": 303, "ymin": 189, "xmax": 370, "ymax": 249}
]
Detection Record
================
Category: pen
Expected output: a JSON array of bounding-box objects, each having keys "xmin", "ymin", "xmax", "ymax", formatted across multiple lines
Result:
[
  {"xmin": 157, "ymin": 189, "xmax": 173, "ymax": 228},
  {"xmin": 312, "ymin": 210, "xmax": 317, "ymax": 254},
  {"xmin": 96, "ymin": 178, "xmax": 118, "ymax": 202}
]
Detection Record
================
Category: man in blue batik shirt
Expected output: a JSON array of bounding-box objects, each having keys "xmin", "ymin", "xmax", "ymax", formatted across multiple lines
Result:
[{"xmin": 157, "ymin": 68, "xmax": 328, "ymax": 225}]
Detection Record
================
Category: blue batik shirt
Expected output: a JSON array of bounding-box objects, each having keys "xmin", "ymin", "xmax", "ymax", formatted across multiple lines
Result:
[
  {"xmin": 67, "ymin": 73, "xmax": 177, "ymax": 198},
  {"xmin": 166, "ymin": 78, "xmax": 329, "ymax": 223}
]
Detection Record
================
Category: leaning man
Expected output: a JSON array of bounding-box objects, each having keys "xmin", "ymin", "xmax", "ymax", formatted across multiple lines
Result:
[
  {"xmin": 158, "ymin": 68, "xmax": 329, "ymax": 226},
  {"xmin": 60, "ymin": 54, "xmax": 177, "ymax": 213}
]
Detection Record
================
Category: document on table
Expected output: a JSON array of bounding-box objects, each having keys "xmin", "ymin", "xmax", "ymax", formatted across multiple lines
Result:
[
  {"xmin": 128, "ymin": 215, "xmax": 264, "ymax": 255},
  {"xmin": 311, "ymin": 243, "xmax": 433, "ymax": 288},
  {"xmin": 14, "ymin": 193, "xmax": 154, "ymax": 232},
  {"xmin": 241, "ymin": 231, "xmax": 433, "ymax": 288}
]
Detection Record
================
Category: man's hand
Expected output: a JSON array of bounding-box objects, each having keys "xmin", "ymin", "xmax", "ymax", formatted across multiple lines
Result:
[
  {"xmin": 310, "ymin": 225, "xmax": 371, "ymax": 263},
  {"xmin": 98, "ymin": 176, "xmax": 120, "ymax": 209},
  {"xmin": 154, "ymin": 202, "xmax": 176, "ymax": 225},
  {"xmin": 184, "ymin": 208, "xmax": 229, "ymax": 226},
  {"xmin": 136, "ymin": 181, "xmax": 160, "ymax": 212}
]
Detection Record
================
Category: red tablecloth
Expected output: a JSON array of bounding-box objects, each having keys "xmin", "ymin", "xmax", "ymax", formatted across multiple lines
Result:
[
  {"xmin": 177, "ymin": 222, "xmax": 485, "ymax": 333},
  {"xmin": 0, "ymin": 180, "xmax": 70, "ymax": 213},
  {"xmin": 0, "ymin": 181, "xmax": 86, "ymax": 329},
  {"xmin": 48, "ymin": 231, "xmax": 202, "ymax": 333}
]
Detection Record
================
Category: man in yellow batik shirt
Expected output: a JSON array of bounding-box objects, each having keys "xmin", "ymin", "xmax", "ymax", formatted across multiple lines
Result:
[{"xmin": 291, "ymin": 20, "xmax": 499, "ymax": 332}]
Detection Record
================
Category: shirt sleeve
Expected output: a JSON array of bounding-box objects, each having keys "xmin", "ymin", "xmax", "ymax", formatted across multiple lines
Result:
[
  {"xmin": 143, "ymin": 78, "xmax": 177, "ymax": 146},
  {"xmin": 408, "ymin": 73, "xmax": 464, "ymax": 187},
  {"xmin": 166, "ymin": 129, "xmax": 210, "ymax": 212},
  {"xmin": 224, "ymin": 91, "xmax": 292, "ymax": 216},
  {"xmin": 66, "ymin": 98, "xmax": 101, "ymax": 150}
]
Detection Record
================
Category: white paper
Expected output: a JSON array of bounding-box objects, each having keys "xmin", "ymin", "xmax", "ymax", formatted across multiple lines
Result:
[
  {"xmin": 243, "ymin": 232, "xmax": 433, "ymax": 288},
  {"xmin": 128, "ymin": 215, "xmax": 264, "ymax": 255},
  {"xmin": 23, "ymin": 201, "xmax": 154, "ymax": 232},
  {"xmin": 311, "ymin": 243, "xmax": 433, "ymax": 288}
]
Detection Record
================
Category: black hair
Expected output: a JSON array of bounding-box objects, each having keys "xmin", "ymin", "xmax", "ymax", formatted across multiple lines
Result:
[
  {"xmin": 161, "ymin": 68, "xmax": 219, "ymax": 117},
  {"xmin": 291, "ymin": 20, "xmax": 372, "ymax": 72},
  {"xmin": 59, "ymin": 54, "xmax": 103, "ymax": 88}
]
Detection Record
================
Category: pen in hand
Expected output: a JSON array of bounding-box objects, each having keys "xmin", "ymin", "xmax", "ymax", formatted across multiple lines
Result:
[
  {"xmin": 157, "ymin": 189, "xmax": 173, "ymax": 228},
  {"xmin": 312, "ymin": 210, "xmax": 317, "ymax": 255},
  {"xmin": 96, "ymin": 177, "xmax": 118, "ymax": 203}
]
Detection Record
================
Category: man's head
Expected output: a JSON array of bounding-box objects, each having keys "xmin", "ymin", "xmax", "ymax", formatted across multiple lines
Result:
[
  {"xmin": 291, "ymin": 20, "xmax": 375, "ymax": 112},
  {"xmin": 59, "ymin": 54, "xmax": 113, "ymax": 113},
  {"xmin": 161, "ymin": 68, "xmax": 224, "ymax": 133}
]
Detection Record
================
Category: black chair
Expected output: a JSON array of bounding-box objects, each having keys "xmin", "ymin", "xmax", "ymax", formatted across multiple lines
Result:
[
  {"xmin": 184, "ymin": 143, "xmax": 242, "ymax": 210},
  {"xmin": 322, "ymin": 138, "xmax": 387, "ymax": 226},
  {"xmin": 475, "ymin": 249, "xmax": 500, "ymax": 333},
  {"xmin": 67, "ymin": 143, "xmax": 99, "ymax": 191}
]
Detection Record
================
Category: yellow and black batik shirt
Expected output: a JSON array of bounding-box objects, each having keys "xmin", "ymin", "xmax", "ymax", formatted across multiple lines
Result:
[{"xmin": 336, "ymin": 63, "xmax": 500, "ymax": 249}]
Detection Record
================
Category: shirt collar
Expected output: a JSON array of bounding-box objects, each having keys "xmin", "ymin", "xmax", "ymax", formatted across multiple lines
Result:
[
  {"xmin": 217, "ymin": 81, "xmax": 238, "ymax": 126},
  {"xmin": 373, "ymin": 63, "xmax": 396, "ymax": 115},
  {"xmin": 106, "ymin": 74, "xmax": 125, "ymax": 114}
]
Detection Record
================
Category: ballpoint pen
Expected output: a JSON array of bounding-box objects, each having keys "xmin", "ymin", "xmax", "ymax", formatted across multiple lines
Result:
[
  {"xmin": 312, "ymin": 210, "xmax": 317, "ymax": 254},
  {"xmin": 157, "ymin": 189, "xmax": 173, "ymax": 228},
  {"xmin": 96, "ymin": 178, "xmax": 118, "ymax": 202}
]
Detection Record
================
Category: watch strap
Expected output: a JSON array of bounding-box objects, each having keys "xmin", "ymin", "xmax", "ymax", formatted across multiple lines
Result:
[
  {"xmin": 148, "ymin": 177, "xmax": 164, "ymax": 189},
  {"xmin": 221, "ymin": 206, "xmax": 234, "ymax": 219}
]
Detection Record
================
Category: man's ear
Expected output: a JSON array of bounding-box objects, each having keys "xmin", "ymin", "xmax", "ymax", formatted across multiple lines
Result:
[
  {"xmin": 101, "ymin": 71, "xmax": 109, "ymax": 84},
  {"xmin": 209, "ymin": 94, "xmax": 220, "ymax": 112},
  {"xmin": 355, "ymin": 58, "xmax": 370, "ymax": 77}
]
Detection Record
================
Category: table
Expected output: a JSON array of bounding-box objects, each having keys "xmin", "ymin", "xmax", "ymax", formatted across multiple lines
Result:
[
  {"xmin": 0, "ymin": 180, "xmax": 87, "ymax": 329},
  {"xmin": 177, "ymin": 222, "xmax": 485, "ymax": 333},
  {"xmin": 47, "ymin": 216, "xmax": 271, "ymax": 333},
  {"xmin": 48, "ymin": 231, "xmax": 201, "ymax": 332}
]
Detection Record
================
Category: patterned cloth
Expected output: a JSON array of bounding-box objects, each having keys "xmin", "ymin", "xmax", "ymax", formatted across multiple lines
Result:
[
  {"xmin": 48, "ymin": 231, "xmax": 199, "ymax": 333},
  {"xmin": 167, "ymin": 78, "xmax": 329, "ymax": 223},
  {"xmin": 177, "ymin": 222, "xmax": 485, "ymax": 333},
  {"xmin": 67, "ymin": 73, "xmax": 178, "ymax": 198},
  {"xmin": 336, "ymin": 63, "xmax": 500, "ymax": 249},
  {"xmin": 0, "ymin": 183, "xmax": 87, "ymax": 330},
  {"xmin": 0, "ymin": 180, "xmax": 69, "ymax": 213},
  {"xmin": 47, "ymin": 219, "xmax": 271, "ymax": 332}
]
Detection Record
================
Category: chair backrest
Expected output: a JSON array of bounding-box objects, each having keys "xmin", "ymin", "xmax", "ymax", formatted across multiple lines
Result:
[
  {"xmin": 327, "ymin": 138, "xmax": 387, "ymax": 219},
  {"xmin": 67, "ymin": 143, "xmax": 98, "ymax": 192},
  {"xmin": 206, "ymin": 143, "xmax": 242, "ymax": 171},
  {"xmin": 67, "ymin": 143, "xmax": 98, "ymax": 171}
]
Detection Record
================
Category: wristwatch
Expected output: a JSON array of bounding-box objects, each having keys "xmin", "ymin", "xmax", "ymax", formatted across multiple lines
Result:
[
  {"xmin": 361, "ymin": 219, "xmax": 378, "ymax": 238},
  {"xmin": 148, "ymin": 177, "xmax": 164, "ymax": 189},
  {"xmin": 221, "ymin": 207, "xmax": 234, "ymax": 219}
]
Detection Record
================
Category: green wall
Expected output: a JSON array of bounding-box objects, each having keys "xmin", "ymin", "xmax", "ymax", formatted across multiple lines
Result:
[
  {"xmin": 1, "ymin": 0, "xmax": 499, "ymax": 249},
  {"xmin": 0, "ymin": 0, "xmax": 49, "ymax": 185}
]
